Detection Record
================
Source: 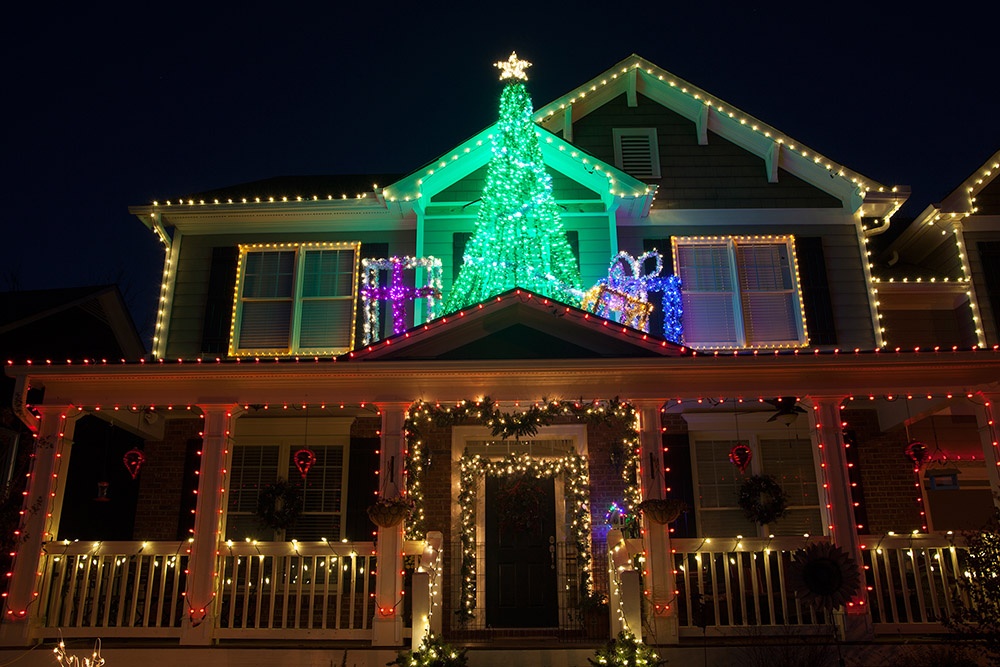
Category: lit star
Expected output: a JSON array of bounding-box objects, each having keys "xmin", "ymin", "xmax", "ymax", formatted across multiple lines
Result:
[{"xmin": 495, "ymin": 52, "xmax": 531, "ymax": 81}]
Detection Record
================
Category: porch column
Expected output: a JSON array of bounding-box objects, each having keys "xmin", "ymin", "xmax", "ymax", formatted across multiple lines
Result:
[
  {"xmin": 974, "ymin": 391, "xmax": 1000, "ymax": 508},
  {"xmin": 635, "ymin": 400, "xmax": 678, "ymax": 645},
  {"xmin": 180, "ymin": 405, "xmax": 238, "ymax": 645},
  {"xmin": 372, "ymin": 403, "xmax": 408, "ymax": 646},
  {"xmin": 0, "ymin": 406, "xmax": 73, "ymax": 646},
  {"xmin": 806, "ymin": 396, "xmax": 872, "ymax": 640}
]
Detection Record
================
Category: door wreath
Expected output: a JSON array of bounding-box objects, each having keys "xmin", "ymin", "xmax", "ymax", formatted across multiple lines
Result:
[
  {"xmin": 256, "ymin": 479, "xmax": 304, "ymax": 531},
  {"xmin": 737, "ymin": 474, "xmax": 788, "ymax": 525}
]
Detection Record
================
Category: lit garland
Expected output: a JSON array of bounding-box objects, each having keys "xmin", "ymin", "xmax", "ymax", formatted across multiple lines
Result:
[
  {"xmin": 444, "ymin": 56, "xmax": 582, "ymax": 313},
  {"xmin": 457, "ymin": 451, "xmax": 590, "ymax": 621},
  {"xmin": 53, "ymin": 637, "xmax": 105, "ymax": 667},
  {"xmin": 360, "ymin": 256, "xmax": 443, "ymax": 345},
  {"xmin": 403, "ymin": 397, "xmax": 641, "ymax": 622}
]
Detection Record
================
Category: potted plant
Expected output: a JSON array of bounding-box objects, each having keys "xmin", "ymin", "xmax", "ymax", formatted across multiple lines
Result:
[
  {"xmin": 637, "ymin": 498, "xmax": 686, "ymax": 525},
  {"xmin": 367, "ymin": 495, "xmax": 414, "ymax": 528}
]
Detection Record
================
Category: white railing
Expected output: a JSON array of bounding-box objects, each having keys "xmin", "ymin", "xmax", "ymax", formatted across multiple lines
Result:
[
  {"xmin": 37, "ymin": 541, "xmax": 188, "ymax": 638},
  {"xmin": 216, "ymin": 540, "xmax": 376, "ymax": 639},
  {"xmin": 671, "ymin": 536, "xmax": 831, "ymax": 633},
  {"xmin": 859, "ymin": 534, "xmax": 968, "ymax": 632}
]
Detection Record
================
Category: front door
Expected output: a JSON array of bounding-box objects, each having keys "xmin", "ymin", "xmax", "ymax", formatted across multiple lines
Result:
[{"xmin": 484, "ymin": 474, "xmax": 558, "ymax": 627}]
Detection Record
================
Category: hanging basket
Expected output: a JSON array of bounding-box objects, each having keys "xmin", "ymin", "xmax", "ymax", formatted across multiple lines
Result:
[
  {"xmin": 367, "ymin": 497, "xmax": 413, "ymax": 528},
  {"xmin": 637, "ymin": 498, "xmax": 686, "ymax": 525}
]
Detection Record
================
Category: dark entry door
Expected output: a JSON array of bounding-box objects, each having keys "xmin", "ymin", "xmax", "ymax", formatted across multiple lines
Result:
[{"xmin": 484, "ymin": 475, "xmax": 558, "ymax": 627}]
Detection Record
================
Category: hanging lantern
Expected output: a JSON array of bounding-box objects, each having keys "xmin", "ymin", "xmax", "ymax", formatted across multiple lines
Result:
[
  {"xmin": 905, "ymin": 440, "xmax": 928, "ymax": 469},
  {"xmin": 123, "ymin": 448, "xmax": 146, "ymax": 479},
  {"xmin": 729, "ymin": 443, "xmax": 753, "ymax": 473},
  {"xmin": 293, "ymin": 448, "xmax": 317, "ymax": 480},
  {"xmin": 95, "ymin": 481, "xmax": 110, "ymax": 502}
]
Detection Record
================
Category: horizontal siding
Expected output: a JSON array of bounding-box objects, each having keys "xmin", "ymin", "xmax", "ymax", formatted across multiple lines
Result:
[
  {"xmin": 572, "ymin": 92, "xmax": 842, "ymax": 210},
  {"xmin": 880, "ymin": 308, "xmax": 973, "ymax": 349},
  {"xmin": 423, "ymin": 213, "xmax": 612, "ymax": 294},
  {"xmin": 922, "ymin": 241, "xmax": 963, "ymax": 278},
  {"xmin": 431, "ymin": 165, "xmax": 600, "ymax": 203},
  {"xmin": 616, "ymin": 223, "xmax": 876, "ymax": 348},
  {"xmin": 165, "ymin": 230, "xmax": 414, "ymax": 359}
]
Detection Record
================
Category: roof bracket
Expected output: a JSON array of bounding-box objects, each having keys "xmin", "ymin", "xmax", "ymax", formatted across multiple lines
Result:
[
  {"xmin": 626, "ymin": 67, "xmax": 638, "ymax": 107},
  {"xmin": 766, "ymin": 142, "xmax": 781, "ymax": 183},
  {"xmin": 563, "ymin": 105, "xmax": 573, "ymax": 142},
  {"xmin": 696, "ymin": 104, "xmax": 709, "ymax": 145}
]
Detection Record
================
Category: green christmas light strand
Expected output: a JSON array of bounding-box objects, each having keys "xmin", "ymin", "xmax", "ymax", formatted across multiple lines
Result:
[{"xmin": 444, "ymin": 75, "xmax": 582, "ymax": 313}]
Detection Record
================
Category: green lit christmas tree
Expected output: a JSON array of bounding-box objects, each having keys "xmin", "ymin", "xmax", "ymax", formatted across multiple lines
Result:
[{"xmin": 444, "ymin": 53, "xmax": 583, "ymax": 313}]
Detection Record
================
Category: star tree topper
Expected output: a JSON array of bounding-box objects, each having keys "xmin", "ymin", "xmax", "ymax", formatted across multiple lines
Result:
[{"xmin": 495, "ymin": 52, "xmax": 531, "ymax": 81}]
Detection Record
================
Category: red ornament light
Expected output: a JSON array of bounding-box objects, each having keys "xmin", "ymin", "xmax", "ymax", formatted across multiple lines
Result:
[
  {"xmin": 123, "ymin": 448, "xmax": 146, "ymax": 479},
  {"xmin": 294, "ymin": 448, "xmax": 316, "ymax": 479},
  {"xmin": 905, "ymin": 440, "xmax": 928, "ymax": 469},
  {"xmin": 729, "ymin": 443, "xmax": 753, "ymax": 473}
]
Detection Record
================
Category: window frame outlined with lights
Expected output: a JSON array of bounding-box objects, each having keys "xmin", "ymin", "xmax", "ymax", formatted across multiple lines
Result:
[{"xmin": 228, "ymin": 242, "xmax": 361, "ymax": 357}]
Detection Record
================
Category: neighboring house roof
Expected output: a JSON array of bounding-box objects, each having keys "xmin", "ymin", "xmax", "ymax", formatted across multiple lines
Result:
[
  {"xmin": 534, "ymin": 54, "xmax": 906, "ymax": 218},
  {"xmin": 175, "ymin": 174, "xmax": 403, "ymax": 204},
  {"xmin": 0, "ymin": 285, "xmax": 145, "ymax": 361},
  {"xmin": 346, "ymin": 288, "xmax": 686, "ymax": 361},
  {"xmin": 882, "ymin": 149, "xmax": 1000, "ymax": 271}
]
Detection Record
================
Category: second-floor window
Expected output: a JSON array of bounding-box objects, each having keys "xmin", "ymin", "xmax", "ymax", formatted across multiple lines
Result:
[
  {"xmin": 230, "ymin": 242, "xmax": 360, "ymax": 356},
  {"xmin": 673, "ymin": 236, "xmax": 807, "ymax": 348}
]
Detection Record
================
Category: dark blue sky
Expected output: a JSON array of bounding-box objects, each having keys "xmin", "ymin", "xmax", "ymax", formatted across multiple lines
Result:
[{"xmin": 5, "ymin": 3, "xmax": 998, "ymax": 344}]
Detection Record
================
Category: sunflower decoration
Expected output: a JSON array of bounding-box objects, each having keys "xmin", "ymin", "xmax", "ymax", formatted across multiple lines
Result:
[{"xmin": 788, "ymin": 541, "xmax": 862, "ymax": 611}]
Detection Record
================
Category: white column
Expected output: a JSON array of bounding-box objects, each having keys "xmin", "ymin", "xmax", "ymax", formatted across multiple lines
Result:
[
  {"xmin": 807, "ymin": 396, "xmax": 872, "ymax": 640},
  {"xmin": 180, "ymin": 405, "xmax": 236, "ymax": 645},
  {"xmin": 635, "ymin": 401, "xmax": 677, "ymax": 644},
  {"xmin": 372, "ymin": 404, "xmax": 407, "ymax": 646},
  {"xmin": 0, "ymin": 406, "xmax": 73, "ymax": 646},
  {"xmin": 975, "ymin": 391, "xmax": 1000, "ymax": 509}
]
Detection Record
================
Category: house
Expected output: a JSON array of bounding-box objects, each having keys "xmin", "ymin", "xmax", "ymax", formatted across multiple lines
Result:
[{"xmin": 1, "ymin": 55, "xmax": 998, "ymax": 666}]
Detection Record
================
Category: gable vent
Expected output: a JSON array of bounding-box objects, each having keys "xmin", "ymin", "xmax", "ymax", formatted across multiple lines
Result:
[{"xmin": 613, "ymin": 128, "xmax": 661, "ymax": 179}]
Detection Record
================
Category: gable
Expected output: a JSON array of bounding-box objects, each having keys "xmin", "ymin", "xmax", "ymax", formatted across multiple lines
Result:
[
  {"xmin": 432, "ymin": 164, "xmax": 601, "ymax": 204},
  {"xmin": 348, "ymin": 289, "xmax": 685, "ymax": 361},
  {"xmin": 570, "ymin": 92, "xmax": 842, "ymax": 209},
  {"xmin": 534, "ymin": 55, "xmax": 905, "ymax": 217}
]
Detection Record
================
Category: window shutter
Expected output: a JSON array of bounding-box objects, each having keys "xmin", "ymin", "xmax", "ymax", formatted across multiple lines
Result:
[
  {"xmin": 200, "ymin": 246, "xmax": 238, "ymax": 355},
  {"xmin": 357, "ymin": 243, "xmax": 389, "ymax": 345},
  {"xmin": 613, "ymin": 128, "xmax": 661, "ymax": 178},
  {"xmin": 643, "ymin": 238, "xmax": 674, "ymax": 339},
  {"xmin": 345, "ymin": 436, "xmax": 380, "ymax": 541},
  {"xmin": 676, "ymin": 244, "xmax": 739, "ymax": 346},
  {"xmin": 453, "ymin": 232, "xmax": 472, "ymax": 281},
  {"xmin": 736, "ymin": 244, "xmax": 798, "ymax": 344},
  {"xmin": 796, "ymin": 237, "xmax": 837, "ymax": 345}
]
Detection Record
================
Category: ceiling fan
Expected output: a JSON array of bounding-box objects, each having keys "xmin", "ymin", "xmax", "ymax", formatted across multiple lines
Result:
[{"xmin": 765, "ymin": 397, "xmax": 807, "ymax": 425}]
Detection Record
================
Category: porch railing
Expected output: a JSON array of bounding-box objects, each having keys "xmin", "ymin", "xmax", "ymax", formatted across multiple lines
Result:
[
  {"xmin": 37, "ymin": 541, "xmax": 188, "ymax": 638},
  {"xmin": 859, "ymin": 533, "xmax": 969, "ymax": 632},
  {"xmin": 670, "ymin": 536, "xmax": 832, "ymax": 633},
  {"xmin": 216, "ymin": 540, "xmax": 376, "ymax": 639}
]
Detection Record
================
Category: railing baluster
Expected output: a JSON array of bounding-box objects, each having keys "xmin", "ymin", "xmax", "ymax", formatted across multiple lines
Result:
[
  {"xmin": 762, "ymin": 550, "xmax": 776, "ymax": 625},
  {"xmin": 735, "ymin": 553, "xmax": 747, "ymax": 625},
  {"xmin": 909, "ymin": 547, "xmax": 928, "ymax": 623},
  {"xmin": 749, "ymin": 552, "xmax": 761, "ymax": 624},
  {"xmin": 154, "ymin": 555, "xmax": 169, "ymax": 628},
  {"xmin": 775, "ymin": 550, "xmax": 789, "ymax": 625},
  {"xmin": 895, "ymin": 548, "xmax": 913, "ymax": 622},
  {"xmin": 322, "ymin": 555, "xmax": 331, "ymax": 629},
  {"xmin": 75, "ymin": 551, "xmax": 94, "ymax": 628}
]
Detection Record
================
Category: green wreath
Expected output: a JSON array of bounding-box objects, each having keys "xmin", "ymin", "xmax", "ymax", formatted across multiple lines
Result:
[
  {"xmin": 256, "ymin": 479, "xmax": 303, "ymax": 531},
  {"xmin": 737, "ymin": 474, "xmax": 788, "ymax": 525}
]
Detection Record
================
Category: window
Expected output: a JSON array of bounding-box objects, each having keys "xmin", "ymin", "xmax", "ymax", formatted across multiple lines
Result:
[
  {"xmin": 613, "ymin": 128, "xmax": 661, "ymax": 179},
  {"xmin": 230, "ymin": 242, "xmax": 360, "ymax": 356},
  {"xmin": 692, "ymin": 433, "xmax": 823, "ymax": 538},
  {"xmin": 673, "ymin": 236, "xmax": 807, "ymax": 348},
  {"xmin": 226, "ymin": 442, "xmax": 347, "ymax": 542}
]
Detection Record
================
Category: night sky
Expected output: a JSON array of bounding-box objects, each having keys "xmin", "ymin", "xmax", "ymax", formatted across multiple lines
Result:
[{"xmin": 5, "ymin": 3, "xmax": 998, "ymax": 345}]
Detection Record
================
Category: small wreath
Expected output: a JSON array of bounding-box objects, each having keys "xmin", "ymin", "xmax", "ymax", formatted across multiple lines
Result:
[
  {"xmin": 256, "ymin": 479, "xmax": 303, "ymax": 531},
  {"xmin": 737, "ymin": 474, "xmax": 788, "ymax": 525}
]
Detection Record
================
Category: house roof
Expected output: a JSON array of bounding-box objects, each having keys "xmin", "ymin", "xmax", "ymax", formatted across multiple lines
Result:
[
  {"xmin": 345, "ymin": 288, "xmax": 686, "ymax": 361},
  {"xmin": 174, "ymin": 174, "xmax": 402, "ymax": 204},
  {"xmin": 0, "ymin": 285, "xmax": 146, "ymax": 360},
  {"xmin": 534, "ymin": 54, "xmax": 906, "ymax": 218}
]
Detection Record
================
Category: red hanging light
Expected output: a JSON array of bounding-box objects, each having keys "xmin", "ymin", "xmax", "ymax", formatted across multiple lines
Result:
[
  {"xmin": 294, "ymin": 448, "xmax": 316, "ymax": 480},
  {"xmin": 905, "ymin": 440, "xmax": 928, "ymax": 469},
  {"xmin": 123, "ymin": 448, "xmax": 146, "ymax": 479},
  {"xmin": 729, "ymin": 443, "xmax": 753, "ymax": 473}
]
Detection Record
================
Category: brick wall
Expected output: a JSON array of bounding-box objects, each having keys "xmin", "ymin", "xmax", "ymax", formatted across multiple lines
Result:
[
  {"xmin": 843, "ymin": 408, "xmax": 923, "ymax": 535},
  {"xmin": 133, "ymin": 417, "xmax": 202, "ymax": 540}
]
